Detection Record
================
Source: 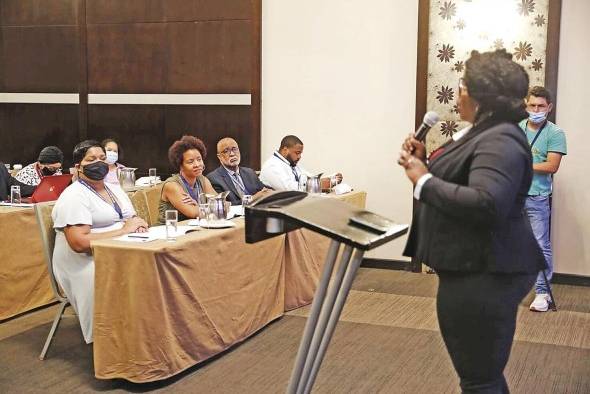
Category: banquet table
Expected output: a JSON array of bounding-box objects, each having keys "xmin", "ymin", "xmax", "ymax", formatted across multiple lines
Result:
[
  {"xmin": 0, "ymin": 206, "xmax": 54, "ymax": 320},
  {"xmin": 91, "ymin": 191, "xmax": 366, "ymax": 382}
]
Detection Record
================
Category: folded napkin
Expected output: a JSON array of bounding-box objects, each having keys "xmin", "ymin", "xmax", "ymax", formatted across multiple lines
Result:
[{"xmin": 333, "ymin": 183, "xmax": 352, "ymax": 195}]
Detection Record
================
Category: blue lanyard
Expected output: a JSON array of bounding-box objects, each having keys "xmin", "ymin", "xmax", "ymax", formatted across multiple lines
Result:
[
  {"xmin": 179, "ymin": 174, "xmax": 201, "ymax": 201},
  {"xmin": 274, "ymin": 152, "xmax": 299, "ymax": 182},
  {"xmin": 78, "ymin": 179, "xmax": 123, "ymax": 220}
]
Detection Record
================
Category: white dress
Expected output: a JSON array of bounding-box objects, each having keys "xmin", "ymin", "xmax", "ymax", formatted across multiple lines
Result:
[{"xmin": 52, "ymin": 181, "xmax": 135, "ymax": 343}]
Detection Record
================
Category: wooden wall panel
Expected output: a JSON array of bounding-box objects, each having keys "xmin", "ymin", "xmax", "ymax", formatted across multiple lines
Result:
[
  {"xmin": 0, "ymin": 26, "xmax": 80, "ymax": 92},
  {"xmin": 86, "ymin": 0, "xmax": 250, "ymax": 24},
  {"xmin": 0, "ymin": 104, "xmax": 80, "ymax": 167},
  {"xmin": 87, "ymin": 105, "xmax": 253, "ymax": 176},
  {"xmin": 86, "ymin": 0, "xmax": 194, "ymax": 24},
  {"xmin": 0, "ymin": 0, "xmax": 79, "ymax": 26},
  {"xmin": 88, "ymin": 20, "xmax": 251, "ymax": 93},
  {"xmin": 194, "ymin": 0, "xmax": 251, "ymax": 20},
  {"xmin": 0, "ymin": 0, "xmax": 261, "ymax": 177},
  {"xmin": 189, "ymin": 20, "xmax": 251, "ymax": 93},
  {"xmin": 86, "ymin": 23, "xmax": 168, "ymax": 93}
]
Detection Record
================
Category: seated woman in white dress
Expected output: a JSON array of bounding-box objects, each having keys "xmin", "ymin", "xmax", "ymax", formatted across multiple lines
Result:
[{"xmin": 52, "ymin": 140, "xmax": 148, "ymax": 344}]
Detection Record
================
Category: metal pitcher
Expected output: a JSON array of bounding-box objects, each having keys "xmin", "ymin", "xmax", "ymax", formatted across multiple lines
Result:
[
  {"xmin": 305, "ymin": 172, "xmax": 323, "ymax": 194},
  {"xmin": 207, "ymin": 194, "xmax": 230, "ymax": 222},
  {"xmin": 117, "ymin": 167, "xmax": 137, "ymax": 189}
]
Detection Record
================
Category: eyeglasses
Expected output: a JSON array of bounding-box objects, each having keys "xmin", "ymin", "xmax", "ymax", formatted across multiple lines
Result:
[{"xmin": 219, "ymin": 147, "xmax": 239, "ymax": 155}]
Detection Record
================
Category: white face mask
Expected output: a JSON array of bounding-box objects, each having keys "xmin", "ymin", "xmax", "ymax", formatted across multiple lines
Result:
[
  {"xmin": 105, "ymin": 150, "xmax": 118, "ymax": 165},
  {"xmin": 528, "ymin": 111, "xmax": 547, "ymax": 124}
]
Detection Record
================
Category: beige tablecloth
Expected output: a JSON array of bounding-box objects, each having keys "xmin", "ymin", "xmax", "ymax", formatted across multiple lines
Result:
[
  {"xmin": 0, "ymin": 206, "xmax": 54, "ymax": 320},
  {"xmin": 92, "ymin": 221, "xmax": 285, "ymax": 382},
  {"xmin": 92, "ymin": 190, "xmax": 366, "ymax": 382},
  {"xmin": 284, "ymin": 191, "xmax": 367, "ymax": 310}
]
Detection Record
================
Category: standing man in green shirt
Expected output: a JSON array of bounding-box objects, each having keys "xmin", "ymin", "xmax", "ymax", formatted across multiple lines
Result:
[{"xmin": 519, "ymin": 86, "xmax": 567, "ymax": 312}]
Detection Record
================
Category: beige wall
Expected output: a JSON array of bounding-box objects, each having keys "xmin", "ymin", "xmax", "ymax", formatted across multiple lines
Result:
[
  {"xmin": 262, "ymin": 0, "xmax": 419, "ymax": 259},
  {"xmin": 262, "ymin": 0, "xmax": 589, "ymax": 274},
  {"xmin": 552, "ymin": 0, "xmax": 590, "ymax": 276}
]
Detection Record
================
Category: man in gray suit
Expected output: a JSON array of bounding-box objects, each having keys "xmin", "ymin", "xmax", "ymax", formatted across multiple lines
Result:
[{"xmin": 207, "ymin": 137, "xmax": 269, "ymax": 205}]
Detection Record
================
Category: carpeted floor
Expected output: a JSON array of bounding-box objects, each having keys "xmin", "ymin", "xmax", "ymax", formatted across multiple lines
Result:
[{"xmin": 1, "ymin": 268, "xmax": 589, "ymax": 393}]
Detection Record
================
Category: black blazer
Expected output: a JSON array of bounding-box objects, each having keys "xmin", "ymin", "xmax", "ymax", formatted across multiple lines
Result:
[
  {"xmin": 0, "ymin": 163, "xmax": 35, "ymax": 201},
  {"xmin": 206, "ymin": 165, "xmax": 266, "ymax": 205},
  {"xmin": 403, "ymin": 119, "xmax": 545, "ymax": 273}
]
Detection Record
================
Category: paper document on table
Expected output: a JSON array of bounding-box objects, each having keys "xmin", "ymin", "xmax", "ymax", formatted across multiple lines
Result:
[
  {"xmin": 229, "ymin": 205, "xmax": 243, "ymax": 217},
  {"xmin": 0, "ymin": 202, "xmax": 34, "ymax": 208},
  {"xmin": 115, "ymin": 225, "xmax": 196, "ymax": 242}
]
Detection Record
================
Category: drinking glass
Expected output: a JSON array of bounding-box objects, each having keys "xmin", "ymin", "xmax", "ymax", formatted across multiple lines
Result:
[
  {"xmin": 241, "ymin": 194, "xmax": 253, "ymax": 215},
  {"xmin": 197, "ymin": 192, "xmax": 208, "ymax": 205},
  {"xmin": 4, "ymin": 164, "xmax": 10, "ymax": 171},
  {"xmin": 149, "ymin": 168, "xmax": 157, "ymax": 186},
  {"xmin": 165, "ymin": 209, "xmax": 178, "ymax": 241},
  {"xmin": 330, "ymin": 174, "xmax": 339, "ymax": 192},
  {"xmin": 198, "ymin": 203, "xmax": 209, "ymax": 226},
  {"xmin": 10, "ymin": 185, "xmax": 21, "ymax": 205}
]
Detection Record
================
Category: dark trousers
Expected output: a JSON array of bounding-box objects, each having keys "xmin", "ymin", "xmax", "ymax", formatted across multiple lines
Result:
[{"xmin": 436, "ymin": 271, "xmax": 536, "ymax": 394}]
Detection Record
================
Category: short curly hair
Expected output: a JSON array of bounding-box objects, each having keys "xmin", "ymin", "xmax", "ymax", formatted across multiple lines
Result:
[
  {"xmin": 168, "ymin": 135, "xmax": 207, "ymax": 170},
  {"xmin": 527, "ymin": 86, "xmax": 552, "ymax": 104},
  {"xmin": 464, "ymin": 49, "xmax": 529, "ymax": 123}
]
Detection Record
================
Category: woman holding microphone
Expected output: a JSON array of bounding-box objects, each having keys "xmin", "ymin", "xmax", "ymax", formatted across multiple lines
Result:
[{"xmin": 399, "ymin": 49, "xmax": 545, "ymax": 393}]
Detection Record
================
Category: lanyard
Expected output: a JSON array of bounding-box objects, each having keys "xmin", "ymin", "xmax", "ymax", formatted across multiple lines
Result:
[
  {"xmin": 78, "ymin": 179, "xmax": 123, "ymax": 220},
  {"xmin": 527, "ymin": 120, "xmax": 548, "ymax": 149},
  {"xmin": 179, "ymin": 174, "xmax": 201, "ymax": 201},
  {"xmin": 274, "ymin": 152, "xmax": 299, "ymax": 182},
  {"xmin": 35, "ymin": 164, "xmax": 44, "ymax": 180}
]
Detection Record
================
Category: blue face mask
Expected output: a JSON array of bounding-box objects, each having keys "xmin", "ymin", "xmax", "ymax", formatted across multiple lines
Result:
[{"xmin": 528, "ymin": 111, "xmax": 547, "ymax": 124}]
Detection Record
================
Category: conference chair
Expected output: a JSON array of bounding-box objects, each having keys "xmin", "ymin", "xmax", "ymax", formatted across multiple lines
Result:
[
  {"xmin": 34, "ymin": 201, "xmax": 70, "ymax": 360},
  {"xmin": 144, "ymin": 183, "xmax": 164, "ymax": 226},
  {"xmin": 129, "ymin": 190, "xmax": 151, "ymax": 225}
]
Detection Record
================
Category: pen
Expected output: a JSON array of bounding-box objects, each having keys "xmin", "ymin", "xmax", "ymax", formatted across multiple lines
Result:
[{"xmin": 127, "ymin": 234, "xmax": 150, "ymax": 239}]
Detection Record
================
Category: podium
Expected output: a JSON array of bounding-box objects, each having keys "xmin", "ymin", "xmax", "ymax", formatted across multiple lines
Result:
[{"xmin": 245, "ymin": 191, "xmax": 408, "ymax": 394}]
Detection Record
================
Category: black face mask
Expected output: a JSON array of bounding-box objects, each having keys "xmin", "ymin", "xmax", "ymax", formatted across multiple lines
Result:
[
  {"xmin": 81, "ymin": 161, "xmax": 109, "ymax": 181},
  {"xmin": 41, "ymin": 166, "xmax": 57, "ymax": 176}
]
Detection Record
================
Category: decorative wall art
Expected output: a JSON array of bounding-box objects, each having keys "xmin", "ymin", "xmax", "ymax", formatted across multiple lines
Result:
[{"xmin": 415, "ymin": 0, "xmax": 561, "ymax": 154}]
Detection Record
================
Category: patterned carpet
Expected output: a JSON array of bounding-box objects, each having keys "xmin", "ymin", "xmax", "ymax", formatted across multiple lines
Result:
[{"xmin": 1, "ymin": 268, "xmax": 589, "ymax": 393}]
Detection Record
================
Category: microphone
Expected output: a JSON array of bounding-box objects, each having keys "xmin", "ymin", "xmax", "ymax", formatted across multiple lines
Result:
[{"xmin": 414, "ymin": 111, "xmax": 440, "ymax": 142}]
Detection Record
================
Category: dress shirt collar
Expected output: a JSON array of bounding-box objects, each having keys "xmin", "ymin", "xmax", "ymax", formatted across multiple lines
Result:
[
  {"xmin": 222, "ymin": 165, "xmax": 240, "ymax": 177},
  {"xmin": 273, "ymin": 151, "xmax": 293, "ymax": 167},
  {"xmin": 452, "ymin": 125, "xmax": 472, "ymax": 141}
]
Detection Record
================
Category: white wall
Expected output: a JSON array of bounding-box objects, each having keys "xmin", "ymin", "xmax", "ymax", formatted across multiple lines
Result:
[
  {"xmin": 262, "ymin": 0, "xmax": 419, "ymax": 259},
  {"xmin": 262, "ymin": 0, "xmax": 590, "ymax": 274},
  {"xmin": 553, "ymin": 0, "xmax": 590, "ymax": 276}
]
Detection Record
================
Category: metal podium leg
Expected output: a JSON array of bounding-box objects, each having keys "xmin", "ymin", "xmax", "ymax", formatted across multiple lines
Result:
[
  {"xmin": 302, "ymin": 249, "xmax": 365, "ymax": 394},
  {"xmin": 287, "ymin": 240, "xmax": 341, "ymax": 394},
  {"xmin": 296, "ymin": 245, "xmax": 354, "ymax": 394}
]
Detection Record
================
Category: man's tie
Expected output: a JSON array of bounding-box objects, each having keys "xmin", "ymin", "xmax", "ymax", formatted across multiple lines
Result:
[{"xmin": 233, "ymin": 172, "xmax": 248, "ymax": 196}]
